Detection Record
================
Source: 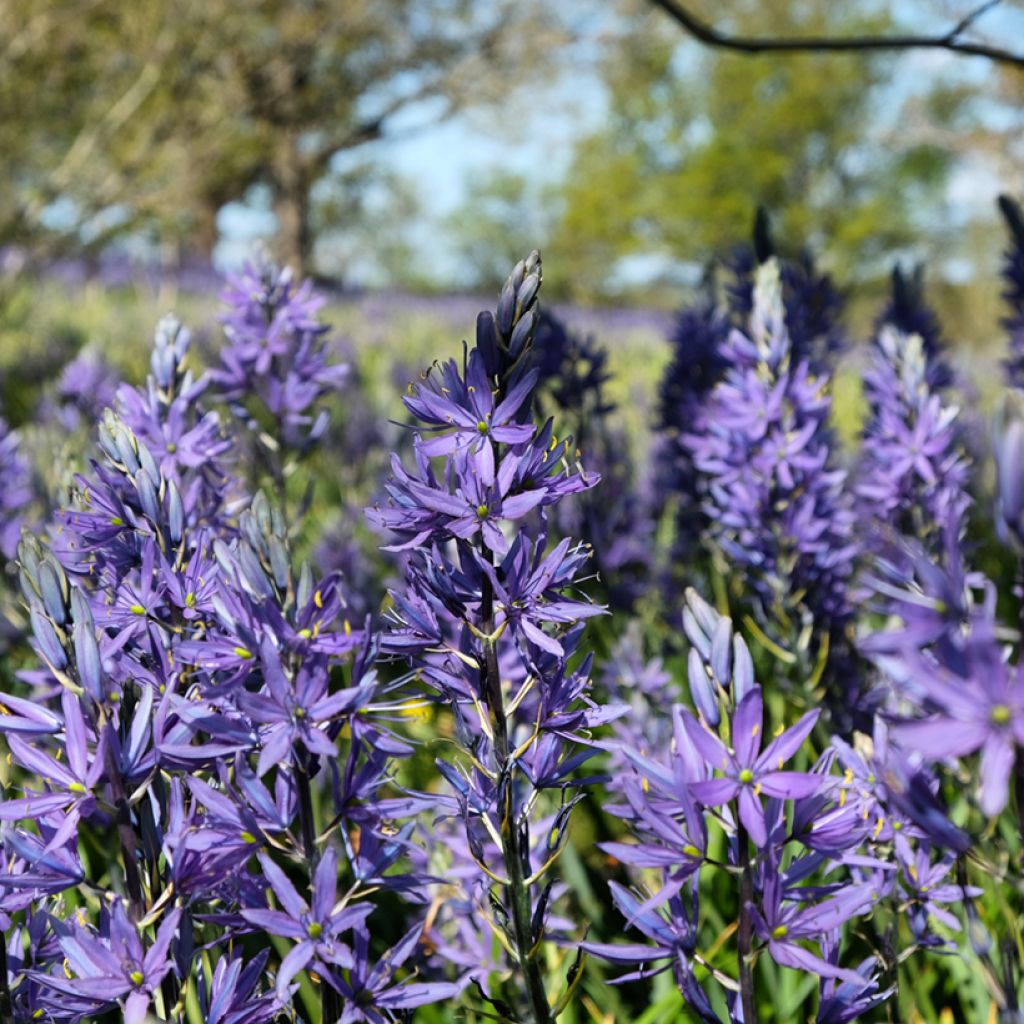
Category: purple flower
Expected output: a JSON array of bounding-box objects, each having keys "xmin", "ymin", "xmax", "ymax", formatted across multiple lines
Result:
[
  {"xmin": 32, "ymin": 902, "xmax": 181, "ymax": 1024},
  {"xmin": 319, "ymin": 922, "xmax": 461, "ymax": 1020},
  {"xmin": 817, "ymin": 946, "xmax": 892, "ymax": 1023},
  {"xmin": 39, "ymin": 346, "xmax": 120, "ymax": 432},
  {"xmin": 0, "ymin": 418, "xmax": 32, "ymax": 560},
  {"xmin": 994, "ymin": 390, "xmax": 1024, "ymax": 550},
  {"xmin": 684, "ymin": 686, "xmax": 820, "ymax": 846},
  {"xmin": 240, "ymin": 847, "xmax": 373, "ymax": 1002},
  {"xmin": 582, "ymin": 883, "xmax": 716, "ymax": 1022},
  {"xmin": 116, "ymin": 315, "xmax": 234, "ymax": 517},
  {"xmin": 894, "ymin": 657, "xmax": 1024, "ymax": 816},
  {"xmin": 212, "ymin": 256, "xmax": 348, "ymax": 459},
  {"xmin": 895, "ymin": 836, "xmax": 979, "ymax": 947},
  {"xmin": 856, "ymin": 308, "xmax": 969, "ymax": 552},
  {"xmin": 681, "ymin": 259, "xmax": 857, "ymax": 629},
  {"xmin": 0, "ymin": 691, "xmax": 105, "ymax": 826},
  {"xmin": 750, "ymin": 869, "xmax": 877, "ymax": 985},
  {"xmin": 238, "ymin": 637, "xmax": 375, "ymax": 776},
  {"xmin": 405, "ymin": 347, "xmax": 537, "ymax": 455},
  {"xmin": 196, "ymin": 950, "xmax": 279, "ymax": 1024}
]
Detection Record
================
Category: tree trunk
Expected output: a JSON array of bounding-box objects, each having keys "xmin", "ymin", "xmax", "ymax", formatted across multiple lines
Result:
[
  {"xmin": 272, "ymin": 137, "xmax": 312, "ymax": 278},
  {"xmin": 191, "ymin": 201, "xmax": 221, "ymax": 263}
]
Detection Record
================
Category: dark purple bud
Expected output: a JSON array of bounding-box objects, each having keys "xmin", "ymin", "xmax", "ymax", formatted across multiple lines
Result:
[
  {"xmin": 38, "ymin": 559, "xmax": 68, "ymax": 626},
  {"xmin": 994, "ymin": 391, "xmax": 1024, "ymax": 548},
  {"xmin": 30, "ymin": 603, "xmax": 67, "ymax": 670},
  {"xmin": 733, "ymin": 635, "xmax": 754, "ymax": 701},
  {"xmin": 213, "ymin": 539, "xmax": 237, "ymax": 582},
  {"xmin": 682, "ymin": 608, "xmax": 711, "ymax": 660},
  {"xmin": 685, "ymin": 587, "xmax": 719, "ymax": 640},
  {"xmin": 476, "ymin": 311, "xmax": 499, "ymax": 375},
  {"xmin": 251, "ymin": 491, "xmax": 273, "ymax": 535},
  {"xmin": 137, "ymin": 440, "xmax": 161, "ymax": 486},
  {"xmin": 167, "ymin": 481, "xmax": 184, "ymax": 544},
  {"xmin": 508, "ymin": 308, "xmax": 536, "ymax": 361},
  {"xmin": 497, "ymin": 280, "xmax": 517, "ymax": 337},
  {"xmin": 96, "ymin": 415, "xmax": 117, "ymax": 462},
  {"xmin": 70, "ymin": 586, "xmax": 94, "ymax": 633},
  {"xmin": 267, "ymin": 536, "xmax": 290, "ymax": 591},
  {"xmin": 710, "ymin": 617, "xmax": 732, "ymax": 685},
  {"xmin": 517, "ymin": 271, "xmax": 541, "ymax": 316},
  {"xmin": 73, "ymin": 616, "xmax": 103, "ymax": 700},
  {"xmin": 238, "ymin": 543, "xmax": 274, "ymax": 598},
  {"xmin": 114, "ymin": 425, "xmax": 140, "ymax": 475},
  {"xmin": 688, "ymin": 647, "xmax": 719, "ymax": 726},
  {"xmin": 296, "ymin": 561, "xmax": 313, "ymax": 611},
  {"xmin": 135, "ymin": 471, "xmax": 160, "ymax": 524}
]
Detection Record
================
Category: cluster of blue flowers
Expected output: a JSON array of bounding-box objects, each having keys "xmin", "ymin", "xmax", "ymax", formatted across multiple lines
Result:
[{"xmin": 3, "ymin": 197, "xmax": 1024, "ymax": 1022}]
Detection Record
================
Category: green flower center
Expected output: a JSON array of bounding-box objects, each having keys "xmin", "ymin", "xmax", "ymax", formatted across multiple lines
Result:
[
  {"xmin": 771, "ymin": 925, "xmax": 788, "ymax": 940},
  {"xmin": 129, "ymin": 970, "xmax": 145, "ymax": 987},
  {"xmin": 308, "ymin": 922, "xmax": 323, "ymax": 939},
  {"xmin": 130, "ymin": 603, "xmax": 146, "ymax": 616},
  {"xmin": 476, "ymin": 420, "xmax": 488, "ymax": 434},
  {"xmin": 476, "ymin": 504, "xmax": 489, "ymax": 518},
  {"xmin": 166, "ymin": 442, "xmax": 177, "ymax": 454},
  {"xmin": 739, "ymin": 768, "xmax": 755, "ymax": 785},
  {"xmin": 991, "ymin": 704, "xmax": 1012, "ymax": 726},
  {"xmin": 682, "ymin": 844, "xmax": 701, "ymax": 858}
]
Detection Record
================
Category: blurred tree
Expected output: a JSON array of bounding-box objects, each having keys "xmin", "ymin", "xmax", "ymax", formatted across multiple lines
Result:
[
  {"xmin": 444, "ymin": 169, "xmax": 557, "ymax": 291},
  {"xmin": 548, "ymin": 0, "xmax": 971, "ymax": 301},
  {"xmin": 0, "ymin": 0, "xmax": 561, "ymax": 278}
]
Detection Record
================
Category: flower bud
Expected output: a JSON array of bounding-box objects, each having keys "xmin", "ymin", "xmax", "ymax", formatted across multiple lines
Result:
[
  {"xmin": 994, "ymin": 390, "xmax": 1024, "ymax": 549},
  {"xmin": 687, "ymin": 647, "xmax": 719, "ymax": 726}
]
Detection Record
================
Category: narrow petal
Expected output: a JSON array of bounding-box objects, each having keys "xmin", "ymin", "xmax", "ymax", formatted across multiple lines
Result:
[
  {"xmin": 757, "ymin": 771, "xmax": 821, "ymax": 800},
  {"xmin": 680, "ymin": 709, "xmax": 732, "ymax": 774},
  {"xmin": 738, "ymin": 786, "xmax": 767, "ymax": 847},
  {"xmin": 979, "ymin": 734, "xmax": 1015, "ymax": 816},
  {"xmin": 732, "ymin": 687, "xmax": 764, "ymax": 766},
  {"xmin": 258, "ymin": 852, "xmax": 307, "ymax": 919},
  {"xmin": 757, "ymin": 708, "xmax": 820, "ymax": 770},
  {"xmin": 275, "ymin": 941, "xmax": 314, "ymax": 1003},
  {"xmin": 690, "ymin": 778, "xmax": 740, "ymax": 807}
]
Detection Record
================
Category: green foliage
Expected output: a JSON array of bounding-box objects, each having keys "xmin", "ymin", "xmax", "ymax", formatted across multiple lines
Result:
[
  {"xmin": 0, "ymin": 0, "xmax": 562, "ymax": 276},
  {"xmin": 549, "ymin": 0, "xmax": 964, "ymax": 301}
]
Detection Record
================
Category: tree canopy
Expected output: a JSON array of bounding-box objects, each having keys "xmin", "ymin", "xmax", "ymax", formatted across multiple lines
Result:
[
  {"xmin": 0, "ymin": 0, "xmax": 559, "ymax": 277},
  {"xmin": 547, "ymin": 1, "xmax": 970, "ymax": 300}
]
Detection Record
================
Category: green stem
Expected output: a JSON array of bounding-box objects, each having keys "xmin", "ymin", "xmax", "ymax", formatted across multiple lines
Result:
[
  {"xmin": 737, "ymin": 825, "xmax": 758, "ymax": 1024},
  {"xmin": 296, "ymin": 759, "xmax": 318, "ymax": 866},
  {"xmin": 0, "ymin": 938, "xmax": 11, "ymax": 1022},
  {"xmin": 103, "ymin": 723, "xmax": 146, "ymax": 918},
  {"xmin": 481, "ymin": 571, "xmax": 552, "ymax": 1024}
]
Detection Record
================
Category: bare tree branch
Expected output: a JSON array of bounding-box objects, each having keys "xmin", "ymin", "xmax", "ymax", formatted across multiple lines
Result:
[{"xmin": 647, "ymin": 0, "xmax": 1024, "ymax": 68}]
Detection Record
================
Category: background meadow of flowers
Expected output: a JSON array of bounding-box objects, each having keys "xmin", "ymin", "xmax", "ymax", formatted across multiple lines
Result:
[{"xmin": 2, "ymin": 202, "xmax": 1024, "ymax": 1023}]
